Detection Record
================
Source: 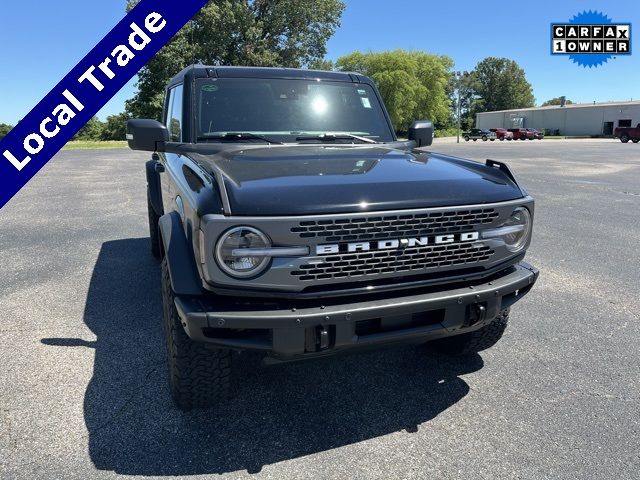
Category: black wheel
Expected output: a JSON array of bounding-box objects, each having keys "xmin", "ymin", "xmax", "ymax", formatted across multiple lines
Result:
[
  {"xmin": 620, "ymin": 134, "xmax": 629, "ymax": 143},
  {"xmin": 464, "ymin": 135, "xmax": 470, "ymax": 141},
  {"xmin": 473, "ymin": 138, "xmax": 477, "ymax": 141},
  {"xmin": 499, "ymin": 137, "xmax": 504, "ymax": 141},
  {"xmin": 632, "ymin": 139, "xmax": 639, "ymax": 143},
  {"xmin": 520, "ymin": 137, "xmax": 526, "ymax": 141},
  {"xmin": 490, "ymin": 138, "xmax": 495, "ymax": 141},
  {"xmin": 482, "ymin": 135, "xmax": 488, "ymax": 141},
  {"xmin": 507, "ymin": 137, "xmax": 512, "ymax": 141},
  {"xmin": 429, "ymin": 309, "xmax": 510, "ymax": 355},
  {"xmin": 147, "ymin": 191, "xmax": 161, "ymax": 258},
  {"xmin": 161, "ymin": 257, "xmax": 233, "ymax": 410}
]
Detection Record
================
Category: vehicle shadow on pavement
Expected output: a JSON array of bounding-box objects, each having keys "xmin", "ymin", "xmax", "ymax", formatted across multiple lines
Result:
[{"xmin": 43, "ymin": 238, "xmax": 484, "ymax": 476}]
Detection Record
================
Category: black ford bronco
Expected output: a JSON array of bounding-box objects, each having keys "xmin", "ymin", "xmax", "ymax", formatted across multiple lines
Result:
[{"xmin": 127, "ymin": 66, "xmax": 538, "ymax": 410}]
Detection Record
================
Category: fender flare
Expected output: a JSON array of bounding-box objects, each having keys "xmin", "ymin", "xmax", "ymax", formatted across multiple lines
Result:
[
  {"xmin": 158, "ymin": 211, "xmax": 203, "ymax": 296},
  {"xmin": 146, "ymin": 159, "xmax": 163, "ymax": 216}
]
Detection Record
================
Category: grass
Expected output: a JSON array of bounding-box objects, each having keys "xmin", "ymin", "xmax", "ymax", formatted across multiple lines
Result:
[{"xmin": 63, "ymin": 140, "xmax": 128, "ymax": 150}]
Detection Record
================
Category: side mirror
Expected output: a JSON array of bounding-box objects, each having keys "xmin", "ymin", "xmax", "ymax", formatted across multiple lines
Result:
[
  {"xmin": 408, "ymin": 120, "xmax": 433, "ymax": 147},
  {"xmin": 126, "ymin": 119, "xmax": 169, "ymax": 152}
]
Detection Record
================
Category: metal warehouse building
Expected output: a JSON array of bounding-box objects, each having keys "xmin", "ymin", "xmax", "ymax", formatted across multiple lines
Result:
[{"xmin": 476, "ymin": 100, "xmax": 640, "ymax": 136}]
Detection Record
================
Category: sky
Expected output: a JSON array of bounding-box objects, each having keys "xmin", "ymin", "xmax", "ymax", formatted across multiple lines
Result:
[{"xmin": 0, "ymin": 0, "xmax": 638, "ymax": 125}]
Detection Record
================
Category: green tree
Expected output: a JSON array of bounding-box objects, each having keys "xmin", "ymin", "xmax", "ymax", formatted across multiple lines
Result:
[
  {"xmin": 336, "ymin": 50, "xmax": 454, "ymax": 133},
  {"xmin": 0, "ymin": 123, "xmax": 12, "ymax": 140},
  {"xmin": 451, "ymin": 71, "xmax": 481, "ymax": 131},
  {"xmin": 126, "ymin": 0, "xmax": 345, "ymax": 119},
  {"xmin": 101, "ymin": 112, "xmax": 131, "ymax": 141},
  {"xmin": 308, "ymin": 58, "xmax": 335, "ymax": 71},
  {"xmin": 471, "ymin": 57, "xmax": 535, "ymax": 113},
  {"xmin": 73, "ymin": 116, "xmax": 104, "ymax": 141},
  {"xmin": 541, "ymin": 97, "xmax": 573, "ymax": 107}
]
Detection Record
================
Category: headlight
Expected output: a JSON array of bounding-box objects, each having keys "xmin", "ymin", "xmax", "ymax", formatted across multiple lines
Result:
[
  {"xmin": 482, "ymin": 207, "xmax": 532, "ymax": 252},
  {"xmin": 215, "ymin": 226, "xmax": 271, "ymax": 278}
]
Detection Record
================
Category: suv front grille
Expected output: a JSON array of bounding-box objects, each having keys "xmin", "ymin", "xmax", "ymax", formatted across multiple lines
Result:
[
  {"xmin": 201, "ymin": 199, "xmax": 530, "ymax": 294},
  {"xmin": 290, "ymin": 208, "xmax": 499, "ymax": 242},
  {"xmin": 291, "ymin": 242, "xmax": 495, "ymax": 282}
]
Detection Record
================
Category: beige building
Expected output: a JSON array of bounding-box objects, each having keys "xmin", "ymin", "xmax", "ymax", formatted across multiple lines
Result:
[{"xmin": 476, "ymin": 100, "xmax": 640, "ymax": 136}]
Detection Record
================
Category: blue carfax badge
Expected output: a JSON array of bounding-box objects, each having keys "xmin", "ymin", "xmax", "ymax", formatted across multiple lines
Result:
[{"xmin": 551, "ymin": 10, "xmax": 631, "ymax": 68}]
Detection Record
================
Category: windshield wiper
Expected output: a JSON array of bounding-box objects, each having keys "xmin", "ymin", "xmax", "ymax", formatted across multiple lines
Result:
[
  {"xmin": 295, "ymin": 133, "xmax": 378, "ymax": 144},
  {"xmin": 199, "ymin": 132, "xmax": 283, "ymax": 144}
]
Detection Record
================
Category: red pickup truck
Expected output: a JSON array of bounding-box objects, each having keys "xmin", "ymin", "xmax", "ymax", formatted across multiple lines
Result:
[
  {"xmin": 508, "ymin": 128, "xmax": 534, "ymax": 140},
  {"xmin": 489, "ymin": 128, "xmax": 514, "ymax": 141},
  {"xmin": 614, "ymin": 124, "xmax": 640, "ymax": 143}
]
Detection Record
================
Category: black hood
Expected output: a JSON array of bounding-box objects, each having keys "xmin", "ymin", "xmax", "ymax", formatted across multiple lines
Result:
[{"xmin": 189, "ymin": 145, "xmax": 524, "ymax": 215}]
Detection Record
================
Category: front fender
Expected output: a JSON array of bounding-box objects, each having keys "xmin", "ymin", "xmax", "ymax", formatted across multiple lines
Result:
[
  {"xmin": 146, "ymin": 159, "xmax": 163, "ymax": 216},
  {"xmin": 158, "ymin": 211, "xmax": 203, "ymax": 296}
]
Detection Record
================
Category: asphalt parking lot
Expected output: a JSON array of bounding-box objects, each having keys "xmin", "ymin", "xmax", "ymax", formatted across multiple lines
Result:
[{"xmin": 1, "ymin": 139, "xmax": 639, "ymax": 479}]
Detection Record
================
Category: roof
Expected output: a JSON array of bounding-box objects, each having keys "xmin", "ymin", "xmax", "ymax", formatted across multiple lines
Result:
[
  {"xmin": 478, "ymin": 100, "xmax": 640, "ymax": 115},
  {"xmin": 168, "ymin": 65, "xmax": 369, "ymax": 87}
]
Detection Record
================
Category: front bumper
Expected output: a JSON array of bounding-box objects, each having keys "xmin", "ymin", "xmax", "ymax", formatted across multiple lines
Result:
[{"xmin": 175, "ymin": 262, "xmax": 538, "ymax": 361}]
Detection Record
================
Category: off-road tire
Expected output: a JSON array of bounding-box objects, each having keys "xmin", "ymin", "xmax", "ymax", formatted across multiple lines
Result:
[
  {"xmin": 430, "ymin": 309, "xmax": 510, "ymax": 355},
  {"xmin": 620, "ymin": 134, "xmax": 629, "ymax": 143},
  {"xmin": 161, "ymin": 257, "xmax": 232, "ymax": 410},
  {"xmin": 148, "ymin": 191, "xmax": 161, "ymax": 258}
]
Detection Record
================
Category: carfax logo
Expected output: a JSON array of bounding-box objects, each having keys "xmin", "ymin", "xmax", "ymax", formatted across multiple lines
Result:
[{"xmin": 551, "ymin": 11, "xmax": 631, "ymax": 67}]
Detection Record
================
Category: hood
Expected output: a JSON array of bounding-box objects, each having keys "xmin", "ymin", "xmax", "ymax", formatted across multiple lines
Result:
[{"xmin": 189, "ymin": 145, "xmax": 524, "ymax": 215}]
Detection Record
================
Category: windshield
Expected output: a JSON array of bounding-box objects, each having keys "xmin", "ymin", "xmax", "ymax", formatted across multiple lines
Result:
[{"xmin": 196, "ymin": 78, "xmax": 395, "ymax": 143}]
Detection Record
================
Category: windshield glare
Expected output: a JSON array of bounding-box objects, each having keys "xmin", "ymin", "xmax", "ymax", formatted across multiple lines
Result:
[{"xmin": 196, "ymin": 78, "xmax": 395, "ymax": 143}]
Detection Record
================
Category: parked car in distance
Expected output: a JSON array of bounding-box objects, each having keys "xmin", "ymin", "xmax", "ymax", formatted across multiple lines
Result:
[
  {"xmin": 526, "ymin": 128, "xmax": 544, "ymax": 140},
  {"xmin": 614, "ymin": 123, "xmax": 640, "ymax": 143},
  {"xmin": 464, "ymin": 128, "xmax": 496, "ymax": 141},
  {"xmin": 489, "ymin": 128, "xmax": 514, "ymax": 141},
  {"xmin": 508, "ymin": 128, "xmax": 534, "ymax": 141}
]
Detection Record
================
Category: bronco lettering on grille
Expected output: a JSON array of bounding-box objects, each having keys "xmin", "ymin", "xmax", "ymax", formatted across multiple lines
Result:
[{"xmin": 315, "ymin": 232, "xmax": 480, "ymax": 256}]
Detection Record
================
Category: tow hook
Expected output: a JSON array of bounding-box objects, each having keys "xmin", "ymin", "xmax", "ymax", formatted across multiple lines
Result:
[
  {"xmin": 317, "ymin": 326, "xmax": 330, "ymax": 350},
  {"xmin": 473, "ymin": 304, "xmax": 487, "ymax": 325}
]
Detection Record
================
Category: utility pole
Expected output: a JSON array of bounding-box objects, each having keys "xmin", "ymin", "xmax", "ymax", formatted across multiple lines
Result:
[{"xmin": 455, "ymin": 71, "xmax": 462, "ymax": 144}]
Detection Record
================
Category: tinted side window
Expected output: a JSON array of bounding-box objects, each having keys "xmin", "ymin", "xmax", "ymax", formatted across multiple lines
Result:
[
  {"xmin": 168, "ymin": 85, "xmax": 184, "ymax": 142},
  {"xmin": 164, "ymin": 89, "xmax": 173, "ymax": 126}
]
